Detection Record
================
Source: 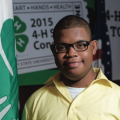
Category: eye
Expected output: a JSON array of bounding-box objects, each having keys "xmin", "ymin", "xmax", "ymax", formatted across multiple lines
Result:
[
  {"xmin": 75, "ymin": 42, "xmax": 87, "ymax": 49},
  {"xmin": 56, "ymin": 44, "xmax": 67, "ymax": 51}
]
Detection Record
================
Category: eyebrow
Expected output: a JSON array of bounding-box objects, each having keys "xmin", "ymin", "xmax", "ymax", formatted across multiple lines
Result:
[{"xmin": 56, "ymin": 40, "xmax": 89, "ymax": 44}]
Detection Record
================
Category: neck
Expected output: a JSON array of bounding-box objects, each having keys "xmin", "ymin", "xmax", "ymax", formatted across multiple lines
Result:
[{"xmin": 61, "ymin": 68, "xmax": 97, "ymax": 88}]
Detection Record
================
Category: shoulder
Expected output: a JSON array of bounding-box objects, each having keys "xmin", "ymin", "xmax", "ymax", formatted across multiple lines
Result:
[
  {"xmin": 22, "ymin": 81, "xmax": 57, "ymax": 119},
  {"xmin": 27, "ymin": 81, "xmax": 55, "ymax": 104},
  {"xmin": 109, "ymin": 80, "xmax": 120, "ymax": 90},
  {"xmin": 108, "ymin": 80, "xmax": 120, "ymax": 96},
  {"xmin": 27, "ymin": 72, "xmax": 61, "ymax": 105}
]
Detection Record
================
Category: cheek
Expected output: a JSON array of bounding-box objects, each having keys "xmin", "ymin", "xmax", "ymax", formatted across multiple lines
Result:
[
  {"xmin": 54, "ymin": 53, "xmax": 65, "ymax": 66},
  {"xmin": 81, "ymin": 51, "xmax": 93, "ymax": 63}
]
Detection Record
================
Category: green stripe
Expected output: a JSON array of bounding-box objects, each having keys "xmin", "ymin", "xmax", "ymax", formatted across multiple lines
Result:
[{"xmin": 18, "ymin": 69, "xmax": 60, "ymax": 86}]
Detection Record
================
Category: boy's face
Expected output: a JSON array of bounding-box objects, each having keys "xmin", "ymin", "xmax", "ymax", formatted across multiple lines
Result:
[{"xmin": 51, "ymin": 27, "xmax": 97, "ymax": 81}]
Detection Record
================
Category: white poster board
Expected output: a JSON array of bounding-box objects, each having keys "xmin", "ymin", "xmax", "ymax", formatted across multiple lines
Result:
[
  {"xmin": 13, "ymin": 0, "xmax": 88, "ymax": 74},
  {"xmin": 105, "ymin": 0, "xmax": 120, "ymax": 80}
]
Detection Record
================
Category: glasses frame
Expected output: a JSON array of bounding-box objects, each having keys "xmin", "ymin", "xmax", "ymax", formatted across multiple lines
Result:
[{"xmin": 53, "ymin": 40, "xmax": 92, "ymax": 53}]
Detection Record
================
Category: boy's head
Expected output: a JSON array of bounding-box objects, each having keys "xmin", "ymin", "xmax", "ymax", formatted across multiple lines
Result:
[
  {"xmin": 53, "ymin": 15, "xmax": 92, "ymax": 41},
  {"xmin": 51, "ymin": 15, "xmax": 98, "ymax": 82}
]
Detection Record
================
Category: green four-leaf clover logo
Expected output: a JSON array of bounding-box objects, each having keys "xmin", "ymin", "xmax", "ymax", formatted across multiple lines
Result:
[{"xmin": 14, "ymin": 16, "xmax": 29, "ymax": 52}]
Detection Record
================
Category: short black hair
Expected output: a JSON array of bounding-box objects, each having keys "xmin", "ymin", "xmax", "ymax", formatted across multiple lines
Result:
[{"xmin": 53, "ymin": 15, "xmax": 91, "ymax": 40}]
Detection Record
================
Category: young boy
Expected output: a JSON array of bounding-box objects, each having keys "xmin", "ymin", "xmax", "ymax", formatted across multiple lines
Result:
[{"xmin": 22, "ymin": 15, "xmax": 120, "ymax": 120}]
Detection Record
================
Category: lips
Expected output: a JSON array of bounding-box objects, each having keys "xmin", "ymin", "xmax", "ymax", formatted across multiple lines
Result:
[{"xmin": 64, "ymin": 61, "xmax": 82, "ymax": 68}]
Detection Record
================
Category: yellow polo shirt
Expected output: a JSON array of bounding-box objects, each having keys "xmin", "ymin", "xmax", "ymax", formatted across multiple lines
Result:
[{"xmin": 22, "ymin": 68, "xmax": 120, "ymax": 120}]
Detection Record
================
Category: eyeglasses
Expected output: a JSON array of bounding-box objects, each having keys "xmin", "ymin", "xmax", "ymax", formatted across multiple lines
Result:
[{"xmin": 53, "ymin": 40, "xmax": 92, "ymax": 53}]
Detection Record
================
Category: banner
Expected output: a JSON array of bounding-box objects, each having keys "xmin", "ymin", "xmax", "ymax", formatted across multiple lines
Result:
[
  {"xmin": 0, "ymin": 0, "xmax": 19, "ymax": 120},
  {"xmin": 13, "ymin": 0, "xmax": 89, "ymax": 85},
  {"xmin": 105, "ymin": 0, "xmax": 120, "ymax": 80},
  {"xmin": 92, "ymin": 0, "xmax": 112, "ymax": 80}
]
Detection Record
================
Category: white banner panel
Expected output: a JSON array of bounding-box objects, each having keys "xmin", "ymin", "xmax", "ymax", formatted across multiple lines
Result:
[
  {"xmin": 12, "ymin": 0, "xmax": 88, "ymax": 74},
  {"xmin": 105, "ymin": 0, "xmax": 120, "ymax": 80}
]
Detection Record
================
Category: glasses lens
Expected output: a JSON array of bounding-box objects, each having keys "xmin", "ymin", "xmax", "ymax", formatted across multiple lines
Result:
[
  {"xmin": 74, "ymin": 42, "xmax": 88, "ymax": 51},
  {"xmin": 56, "ymin": 44, "xmax": 68, "ymax": 52}
]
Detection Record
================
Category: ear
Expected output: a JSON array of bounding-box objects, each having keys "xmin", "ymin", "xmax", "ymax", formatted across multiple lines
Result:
[{"xmin": 91, "ymin": 40, "xmax": 98, "ymax": 55}]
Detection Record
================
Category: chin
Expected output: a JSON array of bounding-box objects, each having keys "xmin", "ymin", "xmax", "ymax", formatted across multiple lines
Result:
[
  {"xmin": 63, "ymin": 73, "xmax": 83, "ymax": 81},
  {"xmin": 66, "ymin": 67, "xmax": 82, "ymax": 74},
  {"xmin": 62, "ymin": 67, "xmax": 89, "ymax": 80},
  {"xmin": 62, "ymin": 69, "xmax": 82, "ymax": 77}
]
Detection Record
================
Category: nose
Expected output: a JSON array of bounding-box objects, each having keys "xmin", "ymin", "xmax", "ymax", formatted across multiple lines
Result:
[{"xmin": 66, "ymin": 46, "xmax": 78, "ymax": 58}]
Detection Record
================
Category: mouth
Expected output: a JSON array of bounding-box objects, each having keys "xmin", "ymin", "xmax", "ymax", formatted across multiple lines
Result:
[{"xmin": 64, "ymin": 61, "xmax": 83, "ymax": 68}]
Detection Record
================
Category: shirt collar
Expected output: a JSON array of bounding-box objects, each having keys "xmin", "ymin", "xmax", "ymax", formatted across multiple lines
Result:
[
  {"xmin": 92, "ymin": 68, "xmax": 112, "ymax": 88},
  {"xmin": 45, "ymin": 68, "xmax": 112, "ymax": 88}
]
